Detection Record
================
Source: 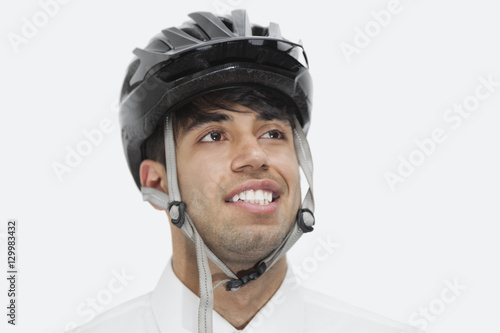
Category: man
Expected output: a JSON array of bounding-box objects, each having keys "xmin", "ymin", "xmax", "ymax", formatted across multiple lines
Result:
[{"xmin": 74, "ymin": 10, "xmax": 421, "ymax": 333}]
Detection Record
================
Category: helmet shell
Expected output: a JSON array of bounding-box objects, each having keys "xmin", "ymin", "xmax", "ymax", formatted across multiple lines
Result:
[{"xmin": 119, "ymin": 10, "xmax": 313, "ymax": 188}]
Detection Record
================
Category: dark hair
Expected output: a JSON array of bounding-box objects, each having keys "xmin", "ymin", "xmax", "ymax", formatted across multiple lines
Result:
[{"xmin": 143, "ymin": 86, "xmax": 297, "ymax": 166}]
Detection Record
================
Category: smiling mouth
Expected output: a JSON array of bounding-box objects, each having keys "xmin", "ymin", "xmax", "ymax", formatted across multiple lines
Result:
[{"xmin": 226, "ymin": 189, "xmax": 279, "ymax": 206}]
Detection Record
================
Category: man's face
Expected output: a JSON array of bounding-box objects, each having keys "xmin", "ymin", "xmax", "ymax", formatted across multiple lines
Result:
[{"xmin": 175, "ymin": 104, "xmax": 301, "ymax": 266}]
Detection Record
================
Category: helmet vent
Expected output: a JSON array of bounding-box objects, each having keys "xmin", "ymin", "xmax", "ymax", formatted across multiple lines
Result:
[
  {"xmin": 231, "ymin": 9, "xmax": 252, "ymax": 37},
  {"xmin": 268, "ymin": 22, "xmax": 282, "ymax": 38},
  {"xmin": 188, "ymin": 12, "xmax": 234, "ymax": 39},
  {"xmin": 162, "ymin": 27, "xmax": 202, "ymax": 48}
]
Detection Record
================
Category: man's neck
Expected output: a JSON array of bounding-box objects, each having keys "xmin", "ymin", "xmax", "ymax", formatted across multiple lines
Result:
[
  {"xmin": 213, "ymin": 257, "xmax": 287, "ymax": 329},
  {"xmin": 171, "ymin": 230, "xmax": 288, "ymax": 329}
]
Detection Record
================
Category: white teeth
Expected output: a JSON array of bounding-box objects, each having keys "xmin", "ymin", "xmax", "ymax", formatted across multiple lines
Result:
[
  {"xmin": 246, "ymin": 190, "xmax": 255, "ymax": 203},
  {"xmin": 255, "ymin": 190, "xmax": 264, "ymax": 203},
  {"xmin": 230, "ymin": 189, "xmax": 274, "ymax": 205}
]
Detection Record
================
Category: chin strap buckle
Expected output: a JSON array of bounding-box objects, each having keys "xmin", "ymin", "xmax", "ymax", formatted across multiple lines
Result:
[
  {"xmin": 168, "ymin": 201, "xmax": 187, "ymax": 228},
  {"xmin": 226, "ymin": 262, "xmax": 267, "ymax": 291},
  {"xmin": 297, "ymin": 208, "xmax": 315, "ymax": 233}
]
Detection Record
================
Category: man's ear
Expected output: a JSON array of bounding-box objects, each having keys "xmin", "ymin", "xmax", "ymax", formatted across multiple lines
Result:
[{"xmin": 139, "ymin": 159, "xmax": 168, "ymax": 210}]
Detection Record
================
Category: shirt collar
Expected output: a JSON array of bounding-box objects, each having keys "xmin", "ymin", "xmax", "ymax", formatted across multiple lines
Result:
[{"xmin": 150, "ymin": 259, "xmax": 305, "ymax": 333}]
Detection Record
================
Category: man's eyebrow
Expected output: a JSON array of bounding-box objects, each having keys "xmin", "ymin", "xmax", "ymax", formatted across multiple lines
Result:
[
  {"xmin": 255, "ymin": 113, "xmax": 290, "ymax": 123},
  {"xmin": 181, "ymin": 109, "xmax": 291, "ymax": 135},
  {"xmin": 183, "ymin": 112, "xmax": 232, "ymax": 133}
]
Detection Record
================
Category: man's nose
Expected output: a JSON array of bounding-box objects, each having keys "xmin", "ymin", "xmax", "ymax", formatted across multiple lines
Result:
[{"xmin": 230, "ymin": 137, "xmax": 270, "ymax": 172}]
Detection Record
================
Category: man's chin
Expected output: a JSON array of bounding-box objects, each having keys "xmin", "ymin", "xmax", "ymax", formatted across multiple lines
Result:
[{"xmin": 213, "ymin": 226, "xmax": 289, "ymax": 262}]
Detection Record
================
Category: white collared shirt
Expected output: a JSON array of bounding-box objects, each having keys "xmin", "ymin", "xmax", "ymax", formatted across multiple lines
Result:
[{"xmin": 73, "ymin": 260, "xmax": 421, "ymax": 333}]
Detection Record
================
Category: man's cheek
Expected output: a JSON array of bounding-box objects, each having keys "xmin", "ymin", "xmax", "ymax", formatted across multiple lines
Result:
[
  {"xmin": 202, "ymin": 179, "xmax": 219, "ymax": 199},
  {"xmin": 273, "ymin": 156, "xmax": 300, "ymax": 180},
  {"xmin": 193, "ymin": 164, "xmax": 223, "ymax": 199}
]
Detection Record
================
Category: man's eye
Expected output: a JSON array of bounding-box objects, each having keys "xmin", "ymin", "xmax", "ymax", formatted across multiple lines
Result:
[
  {"xmin": 261, "ymin": 130, "xmax": 284, "ymax": 139},
  {"xmin": 200, "ymin": 131, "xmax": 225, "ymax": 142}
]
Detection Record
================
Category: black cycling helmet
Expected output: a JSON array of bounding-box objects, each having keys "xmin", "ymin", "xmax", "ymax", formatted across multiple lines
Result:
[{"xmin": 119, "ymin": 9, "xmax": 313, "ymax": 188}]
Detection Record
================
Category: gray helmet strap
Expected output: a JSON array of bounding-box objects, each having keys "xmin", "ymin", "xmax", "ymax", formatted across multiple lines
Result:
[{"xmin": 141, "ymin": 116, "xmax": 315, "ymax": 333}]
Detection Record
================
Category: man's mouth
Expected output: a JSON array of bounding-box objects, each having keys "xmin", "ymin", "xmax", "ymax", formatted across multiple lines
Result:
[
  {"xmin": 224, "ymin": 179, "xmax": 281, "ymax": 207},
  {"xmin": 227, "ymin": 189, "xmax": 277, "ymax": 206}
]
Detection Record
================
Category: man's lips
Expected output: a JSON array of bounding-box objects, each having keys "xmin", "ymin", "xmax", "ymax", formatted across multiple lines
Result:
[{"xmin": 226, "ymin": 199, "xmax": 279, "ymax": 214}]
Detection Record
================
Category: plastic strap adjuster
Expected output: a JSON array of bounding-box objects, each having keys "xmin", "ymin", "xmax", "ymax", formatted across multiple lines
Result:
[
  {"xmin": 297, "ymin": 208, "xmax": 315, "ymax": 233},
  {"xmin": 168, "ymin": 201, "xmax": 187, "ymax": 228},
  {"xmin": 226, "ymin": 262, "xmax": 267, "ymax": 291}
]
